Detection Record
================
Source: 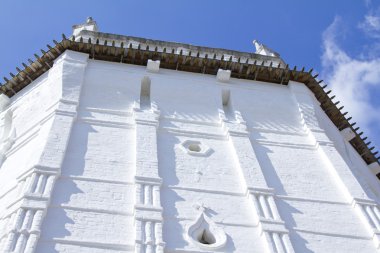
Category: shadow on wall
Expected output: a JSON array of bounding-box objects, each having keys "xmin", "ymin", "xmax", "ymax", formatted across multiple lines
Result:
[
  {"xmin": 249, "ymin": 132, "xmax": 314, "ymax": 252},
  {"xmin": 276, "ymin": 199, "xmax": 314, "ymax": 253},
  {"xmin": 169, "ymin": 111, "xmax": 217, "ymax": 123},
  {"xmin": 224, "ymin": 233, "xmax": 237, "ymax": 252},
  {"xmin": 37, "ymin": 208, "xmax": 75, "ymax": 253},
  {"xmin": 61, "ymin": 122, "xmax": 97, "ymax": 177},
  {"xmin": 36, "ymin": 123, "xmax": 95, "ymax": 252},
  {"xmin": 157, "ymin": 132, "xmax": 237, "ymax": 251},
  {"xmin": 249, "ymin": 132, "xmax": 287, "ymax": 195},
  {"xmin": 252, "ymin": 118, "xmax": 302, "ymax": 135},
  {"xmin": 39, "ymin": 180, "xmax": 83, "ymax": 237},
  {"xmin": 158, "ymin": 133, "xmax": 180, "ymax": 186},
  {"xmin": 157, "ymin": 133, "xmax": 187, "ymax": 248}
]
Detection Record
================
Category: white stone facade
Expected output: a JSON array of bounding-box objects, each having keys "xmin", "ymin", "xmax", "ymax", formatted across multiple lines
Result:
[{"xmin": 0, "ymin": 46, "xmax": 379, "ymax": 253}]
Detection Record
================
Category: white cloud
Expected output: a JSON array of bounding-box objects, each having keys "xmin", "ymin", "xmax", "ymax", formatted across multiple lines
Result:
[
  {"xmin": 358, "ymin": 5, "xmax": 380, "ymax": 38},
  {"xmin": 321, "ymin": 17, "xmax": 380, "ymax": 144},
  {"xmin": 359, "ymin": 14, "xmax": 380, "ymax": 38}
]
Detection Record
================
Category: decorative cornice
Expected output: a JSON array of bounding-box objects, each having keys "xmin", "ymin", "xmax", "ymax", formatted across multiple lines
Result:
[{"xmin": 0, "ymin": 31, "xmax": 378, "ymax": 169}]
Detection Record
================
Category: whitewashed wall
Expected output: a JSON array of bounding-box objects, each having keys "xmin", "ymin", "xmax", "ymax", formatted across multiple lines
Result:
[{"xmin": 0, "ymin": 50, "xmax": 379, "ymax": 253}]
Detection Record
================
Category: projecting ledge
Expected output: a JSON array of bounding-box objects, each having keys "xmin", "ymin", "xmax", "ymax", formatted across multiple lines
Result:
[
  {"xmin": 369, "ymin": 162, "xmax": 380, "ymax": 175},
  {"xmin": 216, "ymin": 69, "xmax": 231, "ymax": 83}
]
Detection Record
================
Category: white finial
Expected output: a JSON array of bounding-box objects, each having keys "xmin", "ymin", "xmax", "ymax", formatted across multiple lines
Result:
[
  {"xmin": 72, "ymin": 17, "xmax": 98, "ymax": 37},
  {"xmin": 253, "ymin": 40, "xmax": 261, "ymax": 52},
  {"xmin": 252, "ymin": 40, "xmax": 279, "ymax": 57}
]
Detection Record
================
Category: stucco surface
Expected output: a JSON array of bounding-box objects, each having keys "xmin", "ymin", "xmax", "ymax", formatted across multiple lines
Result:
[{"xmin": 0, "ymin": 51, "xmax": 379, "ymax": 253}]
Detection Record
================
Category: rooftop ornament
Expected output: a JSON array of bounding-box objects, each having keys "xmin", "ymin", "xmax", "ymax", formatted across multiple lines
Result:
[
  {"xmin": 0, "ymin": 22, "xmax": 378, "ymax": 169},
  {"xmin": 253, "ymin": 40, "xmax": 280, "ymax": 58},
  {"xmin": 72, "ymin": 17, "xmax": 98, "ymax": 37}
]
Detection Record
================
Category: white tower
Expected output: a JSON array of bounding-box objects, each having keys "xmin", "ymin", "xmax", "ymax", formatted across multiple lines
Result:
[{"xmin": 0, "ymin": 18, "xmax": 380, "ymax": 253}]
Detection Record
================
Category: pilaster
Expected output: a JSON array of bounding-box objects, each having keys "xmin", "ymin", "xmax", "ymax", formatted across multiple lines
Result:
[
  {"xmin": 289, "ymin": 80, "xmax": 380, "ymax": 248},
  {"xmin": 220, "ymin": 108, "xmax": 295, "ymax": 253},
  {"xmin": 133, "ymin": 79, "xmax": 165, "ymax": 253},
  {"xmin": 0, "ymin": 50, "xmax": 88, "ymax": 253}
]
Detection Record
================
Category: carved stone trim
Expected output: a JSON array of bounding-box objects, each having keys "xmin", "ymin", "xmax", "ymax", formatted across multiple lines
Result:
[{"xmin": 186, "ymin": 211, "xmax": 227, "ymax": 250}]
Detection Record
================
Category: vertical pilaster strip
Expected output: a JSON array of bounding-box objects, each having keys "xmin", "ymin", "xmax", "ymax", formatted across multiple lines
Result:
[
  {"xmin": 133, "ymin": 102, "xmax": 165, "ymax": 253},
  {"xmin": 289, "ymin": 81, "xmax": 380, "ymax": 248},
  {"xmin": 0, "ymin": 50, "xmax": 88, "ymax": 253},
  {"xmin": 221, "ymin": 110, "xmax": 295, "ymax": 253}
]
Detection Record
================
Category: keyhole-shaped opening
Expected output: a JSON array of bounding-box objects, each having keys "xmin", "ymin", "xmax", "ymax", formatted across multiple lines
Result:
[
  {"xmin": 197, "ymin": 229, "xmax": 216, "ymax": 245},
  {"xmin": 187, "ymin": 212, "xmax": 227, "ymax": 249}
]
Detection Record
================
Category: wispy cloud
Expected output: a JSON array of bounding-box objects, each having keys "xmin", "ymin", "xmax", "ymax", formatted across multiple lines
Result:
[
  {"xmin": 359, "ymin": 15, "xmax": 380, "ymax": 38},
  {"xmin": 321, "ymin": 16, "xmax": 380, "ymax": 146}
]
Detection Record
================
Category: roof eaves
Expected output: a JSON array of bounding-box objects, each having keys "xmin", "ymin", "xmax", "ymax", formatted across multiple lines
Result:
[{"xmin": 1, "ymin": 33, "xmax": 379, "ymax": 171}]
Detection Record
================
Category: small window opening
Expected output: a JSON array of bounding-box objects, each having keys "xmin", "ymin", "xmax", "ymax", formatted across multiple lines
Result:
[
  {"xmin": 140, "ymin": 76, "xmax": 151, "ymax": 109},
  {"xmin": 221, "ymin": 89, "xmax": 235, "ymax": 120},
  {"xmin": 197, "ymin": 229, "xmax": 216, "ymax": 245},
  {"xmin": 188, "ymin": 143, "xmax": 201, "ymax": 152},
  {"xmin": 222, "ymin": 89, "xmax": 230, "ymax": 107}
]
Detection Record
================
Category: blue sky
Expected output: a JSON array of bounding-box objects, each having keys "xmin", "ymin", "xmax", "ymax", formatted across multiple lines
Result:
[{"xmin": 0, "ymin": 0, "xmax": 379, "ymax": 158}]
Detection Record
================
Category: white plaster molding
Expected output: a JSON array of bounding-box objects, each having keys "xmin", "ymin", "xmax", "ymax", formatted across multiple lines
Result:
[
  {"xmin": 1, "ymin": 133, "xmax": 61, "ymax": 253},
  {"xmin": 147, "ymin": 59, "xmax": 160, "ymax": 73},
  {"xmin": 5, "ymin": 127, "xmax": 39, "ymax": 158},
  {"xmin": 0, "ymin": 109, "xmax": 16, "ymax": 167},
  {"xmin": 248, "ymin": 187, "xmax": 275, "ymax": 195},
  {"xmin": 167, "ymin": 185, "xmax": 244, "ymax": 197},
  {"xmin": 250, "ymin": 126, "xmax": 307, "ymax": 136},
  {"xmin": 264, "ymin": 231, "xmax": 295, "ymax": 253},
  {"xmin": 60, "ymin": 175, "xmax": 133, "ymax": 185},
  {"xmin": 225, "ymin": 123, "xmax": 249, "ymax": 137},
  {"xmin": 134, "ymin": 210, "xmax": 163, "ymax": 223},
  {"xmin": 1, "ymin": 208, "xmax": 45, "ymax": 253},
  {"xmin": 45, "ymin": 238, "xmax": 133, "ymax": 251},
  {"xmin": 50, "ymin": 204, "xmax": 133, "ymax": 216},
  {"xmin": 249, "ymin": 192, "xmax": 282, "ymax": 221},
  {"xmin": 161, "ymin": 115, "xmax": 221, "ymax": 127},
  {"xmin": 220, "ymin": 108, "xmax": 296, "ymax": 253},
  {"xmin": 0, "ymin": 94, "xmax": 10, "ymax": 112},
  {"xmin": 0, "ymin": 103, "xmax": 59, "ymax": 157},
  {"xmin": 135, "ymin": 220, "xmax": 165, "ymax": 253},
  {"xmin": 293, "ymin": 227, "xmax": 372, "ymax": 240},
  {"xmin": 160, "ymin": 127, "xmax": 227, "ymax": 140},
  {"xmin": 0, "ymin": 49, "xmax": 89, "ymax": 253},
  {"xmin": 260, "ymin": 221, "xmax": 289, "ymax": 234},
  {"xmin": 135, "ymin": 181, "xmax": 162, "ymax": 207},
  {"xmin": 216, "ymin": 69, "xmax": 231, "ymax": 83},
  {"xmin": 289, "ymin": 80, "xmax": 380, "ymax": 251},
  {"xmin": 79, "ymin": 117, "xmax": 134, "ymax": 129},
  {"xmin": 290, "ymin": 79, "xmax": 375, "ymax": 200},
  {"xmin": 53, "ymin": 50, "xmax": 89, "ymax": 66},
  {"xmin": 369, "ymin": 163, "xmax": 380, "ymax": 175},
  {"xmin": 72, "ymin": 17, "xmax": 98, "ymax": 37},
  {"xmin": 225, "ymin": 129, "xmax": 268, "ymax": 189},
  {"xmin": 133, "ymin": 101, "xmax": 160, "ymax": 125},
  {"xmin": 83, "ymin": 107, "xmax": 133, "ymax": 116},
  {"xmin": 186, "ymin": 211, "xmax": 227, "ymax": 250},
  {"xmin": 353, "ymin": 200, "xmax": 380, "ymax": 248},
  {"xmin": 341, "ymin": 127, "xmax": 356, "ymax": 141},
  {"xmin": 277, "ymin": 194, "xmax": 348, "ymax": 205},
  {"xmin": 2, "ymin": 36, "xmax": 380, "ymax": 252},
  {"xmin": 135, "ymin": 176, "xmax": 162, "ymax": 184},
  {"xmin": 133, "ymin": 105, "xmax": 165, "ymax": 253}
]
